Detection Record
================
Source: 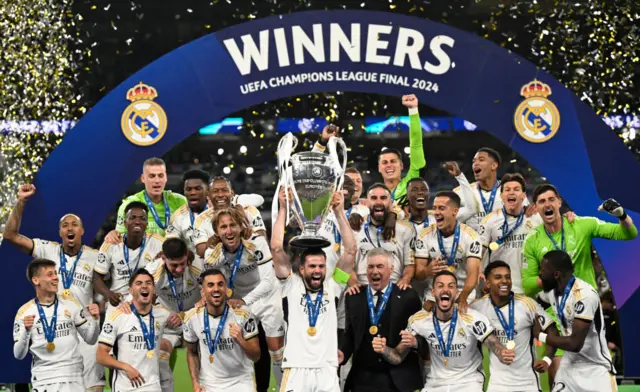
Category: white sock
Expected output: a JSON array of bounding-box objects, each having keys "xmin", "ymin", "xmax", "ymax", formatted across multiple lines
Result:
[
  {"xmin": 270, "ymin": 347, "xmax": 285, "ymax": 387},
  {"xmin": 159, "ymin": 351, "xmax": 174, "ymax": 392}
]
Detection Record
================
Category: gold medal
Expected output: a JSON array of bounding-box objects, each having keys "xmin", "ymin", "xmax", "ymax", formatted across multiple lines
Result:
[
  {"xmin": 489, "ymin": 242, "xmax": 500, "ymax": 251},
  {"xmin": 62, "ymin": 289, "xmax": 72, "ymax": 297},
  {"xmin": 179, "ymin": 311, "xmax": 185, "ymax": 320},
  {"xmin": 46, "ymin": 342, "xmax": 55, "ymax": 352},
  {"xmin": 444, "ymin": 358, "xmax": 449, "ymax": 368},
  {"xmin": 369, "ymin": 326, "xmax": 378, "ymax": 335},
  {"xmin": 226, "ymin": 288, "xmax": 233, "ymax": 297},
  {"xmin": 333, "ymin": 243, "xmax": 341, "ymax": 254},
  {"xmin": 307, "ymin": 326, "xmax": 317, "ymax": 336},
  {"xmin": 447, "ymin": 265, "xmax": 457, "ymax": 273},
  {"xmin": 506, "ymin": 340, "xmax": 516, "ymax": 350},
  {"xmin": 146, "ymin": 350, "xmax": 155, "ymax": 359},
  {"xmin": 209, "ymin": 354, "xmax": 214, "ymax": 364}
]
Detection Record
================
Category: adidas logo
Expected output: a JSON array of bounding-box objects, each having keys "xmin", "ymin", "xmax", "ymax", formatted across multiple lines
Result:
[
  {"xmin": 277, "ymin": 326, "xmax": 284, "ymax": 332},
  {"xmin": 118, "ymin": 260, "xmax": 126, "ymax": 265},
  {"xmin": 428, "ymin": 333, "xmax": 436, "ymax": 339},
  {"xmin": 360, "ymin": 238, "xmax": 368, "ymax": 243},
  {"xmin": 130, "ymin": 326, "xmax": 138, "ymax": 332},
  {"xmin": 429, "ymin": 248, "xmax": 436, "ymax": 253}
]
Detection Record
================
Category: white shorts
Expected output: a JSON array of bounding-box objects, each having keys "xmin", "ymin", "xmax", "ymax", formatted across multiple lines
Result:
[
  {"xmin": 281, "ymin": 367, "xmax": 340, "ymax": 392},
  {"xmin": 424, "ymin": 382, "xmax": 483, "ymax": 392},
  {"xmin": 201, "ymin": 375, "xmax": 256, "ymax": 392},
  {"xmin": 552, "ymin": 363, "xmax": 617, "ymax": 392},
  {"xmin": 249, "ymin": 289, "xmax": 285, "ymax": 337},
  {"xmin": 32, "ymin": 381, "xmax": 85, "ymax": 392},
  {"xmin": 77, "ymin": 337, "xmax": 106, "ymax": 389}
]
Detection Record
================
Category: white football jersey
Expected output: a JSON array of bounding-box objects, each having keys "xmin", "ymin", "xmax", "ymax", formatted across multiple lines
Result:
[
  {"xmin": 99, "ymin": 305, "xmax": 175, "ymax": 391},
  {"xmin": 280, "ymin": 274, "xmax": 343, "ymax": 368},
  {"xmin": 94, "ymin": 234, "xmax": 163, "ymax": 295},
  {"xmin": 144, "ymin": 257, "xmax": 204, "ymax": 313},
  {"xmin": 414, "ymin": 223, "xmax": 483, "ymax": 301},
  {"xmin": 182, "ymin": 306, "xmax": 258, "ymax": 389},
  {"xmin": 32, "ymin": 240, "xmax": 98, "ymax": 307},
  {"xmin": 408, "ymin": 308, "xmax": 494, "ymax": 389},
  {"xmin": 203, "ymin": 237, "xmax": 273, "ymax": 301},
  {"xmin": 192, "ymin": 205, "xmax": 266, "ymax": 248},
  {"xmin": 14, "ymin": 295, "xmax": 97, "ymax": 385},
  {"xmin": 479, "ymin": 211, "xmax": 543, "ymax": 293},
  {"xmin": 165, "ymin": 204, "xmax": 203, "ymax": 253},
  {"xmin": 354, "ymin": 220, "xmax": 414, "ymax": 285},
  {"xmin": 471, "ymin": 294, "xmax": 555, "ymax": 391},
  {"xmin": 540, "ymin": 277, "xmax": 614, "ymax": 372}
]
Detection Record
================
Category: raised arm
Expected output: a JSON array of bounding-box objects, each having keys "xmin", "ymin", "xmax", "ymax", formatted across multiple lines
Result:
[
  {"xmin": 3, "ymin": 185, "xmax": 37, "ymax": 254},
  {"xmin": 333, "ymin": 193, "xmax": 356, "ymax": 274},
  {"xmin": 270, "ymin": 187, "xmax": 292, "ymax": 279},
  {"xmin": 596, "ymin": 198, "xmax": 637, "ymax": 236},
  {"xmin": 404, "ymin": 95, "xmax": 426, "ymax": 174}
]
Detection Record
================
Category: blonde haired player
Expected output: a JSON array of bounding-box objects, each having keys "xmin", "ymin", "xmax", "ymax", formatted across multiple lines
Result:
[{"xmin": 14, "ymin": 259, "xmax": 100, "ymax": 392}]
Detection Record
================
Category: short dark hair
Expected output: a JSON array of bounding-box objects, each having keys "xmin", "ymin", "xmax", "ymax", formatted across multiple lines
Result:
[
  {"xmin": 433, "ymin": 270, "xmax": 458, "ymax": 285},
  {"xmin": 125, "ymin": 201, "xmax": 148, "ymax": 215},
  {"xmin": 210, "ymin": 176, "xmax": 233, "ymax": 191},
  {"xmin": 533, "ymin": 184, "xmax": 560, "ymax": 203},
  {"xmin": 434, "ymin": 191, "xmax": 461, "ymax": 208},
  {"xmin": 143, "ymin": 157, "xmax": 166, "ymax": 168},
  {"xmin": 343, "ymin": 174, "xmax": 355, "ymax": 188},
  {"xmin": 345, "ymin": 167, "xmax": 361, "ymax": 175},
  {"xmin": 300, "ymin": 248, "xmax": 327, "ymax": 266},
  {"xmin": 367, "ymin": 183, "xmax": 391, "ymax": 196},
  {"xmin": 128, "ymin": 269, "xmax": 155, "ymax": 287},
  {"xmin": 199, "ymin": 268, "xmax": 227, "ymax": 284},
  {"xmin": 407, "ymin": 177, "xmax": 429, "ymax": 191},
  {"xmin": 477, "ymin": 147, "xmax": 502, "ymax": 166},
  {"xmin": 378, "ymin": 148, "xmax": 403, "ymax": 163},
  {"xmin": 500, "ymin": 173, "xmax": 527, "ymax": 193},
  {"xmin": 27, "ymin": 258, "xmax": 57, "ymax": 284},
  {"xmin": 542, "ymin": 250, "xmax": 574, "ymax": 274},
  {"xmin": 182, "ymin": 169, "xmax": 210, "ymax": 185},
  {"xmin": 484, "ymin": 260, "xmax": 511, "ymax": 279},
  {"xmin": 162, "ymin": 238, "xmax": 188, "ymax": 260}
]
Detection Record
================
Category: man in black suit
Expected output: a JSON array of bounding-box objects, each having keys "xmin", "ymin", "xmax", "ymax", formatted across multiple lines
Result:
[{"xmin": 339, "ymin": 248, "xmax": 424, "ymax": 392}]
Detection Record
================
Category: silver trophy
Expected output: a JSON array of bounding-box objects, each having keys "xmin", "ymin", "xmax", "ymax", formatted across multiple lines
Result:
[{"xmin": 273, "ymin": 133, "xmax": 347, "ymax": 248}]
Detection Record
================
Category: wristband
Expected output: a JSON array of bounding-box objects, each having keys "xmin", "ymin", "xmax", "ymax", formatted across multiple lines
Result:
[
  {"xmin": 620, "ymin": 212, "xmax": 628, "ymax": 221},
  {"xmin": 408, "ymin": 107, "xmax": 419, "ymax": 115},
  {"xmin": 538, "ymin": 332, "xmax": 548, "ymax": 344},
  {"xmin": 542, "ymin": 356, "xmax": 552, "ymax": 366},
  {"xmin": 333, "ymin": 268, "xmax": 350, "ymax": 286}
]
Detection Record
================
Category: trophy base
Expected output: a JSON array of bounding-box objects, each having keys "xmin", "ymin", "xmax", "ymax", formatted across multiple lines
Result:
[{"xmin": 289, "ymin": 235, "xmax": 331, "ymax": 249}]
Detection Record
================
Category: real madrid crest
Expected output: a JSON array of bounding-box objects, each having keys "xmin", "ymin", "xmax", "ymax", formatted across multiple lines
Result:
[
  {"xmin": 121, "ymin": 82, "xmax": 168, "ymax": 146},
  {"xmin": 513, "ymin": 80, "xmax": 560, "ymax": 143}
]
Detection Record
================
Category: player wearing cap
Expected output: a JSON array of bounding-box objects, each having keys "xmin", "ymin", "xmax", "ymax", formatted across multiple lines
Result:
[
  {"xmin": 183, "ymin": 269, "xmax": 260, "ymax": 392},
  {"xmin": 14, "ymin": 258, "xmax": 100, "ymax": 392},
  {"xmin": 472, "ymin": 261, "xmax": 557, "ymax": 392}
]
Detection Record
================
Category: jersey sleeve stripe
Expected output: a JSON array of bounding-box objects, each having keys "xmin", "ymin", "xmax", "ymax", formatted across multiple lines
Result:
[
  {"xmin": 574, "ymin": 315, "xmax": 594, "ymax": 321},
  {"xmin": 478, "ymin": 326, "xmax": 494, "ymax": 343},
  {"xmin": 258, "ymin": 257, "xmax": 273, "ymax": 266},
  {"xmin": 15, "ymin": 300, "xmax": 35, "ymax": 320},
  {"xmin": 98, "ymin": 340, "xmax": 114, "ymax": 347},
  {"xmin": 108, "ymin": 309, "xmax": 124, "ymax": 321}
]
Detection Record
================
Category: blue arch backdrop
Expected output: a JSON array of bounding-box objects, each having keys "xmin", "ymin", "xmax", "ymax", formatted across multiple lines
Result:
[{"xmin": 1, "ymin": 10, "xmax": 639, "ymax": 381}]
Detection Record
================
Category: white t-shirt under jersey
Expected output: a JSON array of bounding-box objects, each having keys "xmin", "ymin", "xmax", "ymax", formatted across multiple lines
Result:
[
  {"xmin": 144, "ymin": 257, "xmax": 205, "ymax": 313},
  {"xmin": 94, "ymin": 234, "xmax": 163, "ymax": 295},
  {"xmin": 408, "ymin": 308, "xmax": 494, "ymax": 389},
  {"xmin": 280, "ymin": 274, "xmax": 344, "ymax": 369},
  {"xmin": 182, "ymin": 305, "xmax": 259, "ymax": 389},
  {"xmin": 32, "ymin": 240, "xmax": 98, "ymax": 307},
  {"xmin": 471, "ymin": 293, "xmax": 555, "ymax": 391}
]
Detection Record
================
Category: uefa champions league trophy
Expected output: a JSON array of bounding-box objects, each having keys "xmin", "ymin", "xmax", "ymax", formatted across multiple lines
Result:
[{"xmin": 272, "ymin": 132, "xmax": 347, "ymax": 248}]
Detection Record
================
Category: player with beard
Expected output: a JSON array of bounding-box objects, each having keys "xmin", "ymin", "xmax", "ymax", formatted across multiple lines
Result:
[
  {"xmin": 349, "ymin": 183, "xmax": 415, "ymax": 291},
  {"xmin": 192, "ymin": 176, "xmax": 268, "ymax": 258},
  {"xmin": 14, "ymin": 259, "xmax": 100, "ymax": 392},
  {"xmin": 203, "ymin": 207, "xmax": 284, "ymax": 388},
  {"xmin": 479, "ymin": 174, "xmax": 543, "ymax": 294},
  {"xmin": 183, "ymin": 269, "xmax": 260, "ymax": 392},
  {"xmin": 5, "ymin": 184, "xmax": 105, "ymax": 391},
  {"xmin": 382, "ymin": 271, "xmax": 514, "ymax": 392},
  {"xmin": 165, "ymin": 169, "xmax": 210, "ymax": 254},
  {"xmin": 471, "ymin": 261, "xmax": 558, "ymax": 392},
  {"xmin": 414, "ymin": 191, "xmax": 482, "ymax": 313},
  {"xmin": 97, "ymin": 270, "xmax": 176, "ymax": 392},
  {"xmin": 94, "ymin": 202, "xmax": 163, "ymax": 313},
  {"xmin": 534, "ymin": 251, "xmax": 617, "ymax": 392},
  {"xmin": 271, "ymin": 187, "xmax": 356, "ymax": 392}
]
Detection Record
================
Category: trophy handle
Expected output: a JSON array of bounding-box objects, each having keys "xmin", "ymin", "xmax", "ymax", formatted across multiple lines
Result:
[
  {"xmin": 271, "ymin": 133, "xmax": 298, "ymax": 231},
  {"xmin": 327, "ymin": 136, "xmax": 348, "ymax": 191}
]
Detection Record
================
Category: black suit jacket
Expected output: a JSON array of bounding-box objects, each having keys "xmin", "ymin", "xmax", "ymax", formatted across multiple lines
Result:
[{"xmin": 341, "ymin": 284, "xmax": 424, "ymax": 392}]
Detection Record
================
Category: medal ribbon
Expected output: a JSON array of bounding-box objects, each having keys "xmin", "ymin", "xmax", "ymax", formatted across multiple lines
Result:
[
  {"xmin": 130, "ymin": 304, "xmax": 155, "ymax": 351},
  {"xmin": 189, "ymin": 205, "xmax": 207, "ymax": 228},
  {"xmin": 496, "ymin": 208, "xmax": 525, "ymax": 246},
  {"xmin": 366, "ymin": 283, "xmax": 392, "ymax": 328},
  {"xmin": 557, "ymin": 276, "xmax": 576, "ymax": 328},
  {"xmin": 226, "ymin": 243, "xmax": 244, "ymax": 295},
  {"xmin": 437, "ymin": 222, "xmax": 460, "ymax": 267},
  {"xmin": 364, "ymin": 220, "xmax": 383, "ymax": 248},
  {"xmin": 409, "ymin": 215, "xmax": 430, "ymax": 237},
  {"xmin": 35, "ymin": 297, "xmax": 58, "ymax": 344},
  {"xmin": 305, "ymin": 287, "xmax": 324, "ymax": 329},
  {"xmin": 333, "ymin": 207, "xmax": 352, "ymax": 246},
  {"xmin": 123, "ymin": 235, "xmax": 147, "ymax": 276},
  {"xmin": 204, "ymin": 304, "xmax": 229, "ymax": 358},
  {"xmin": 544, "ymin": 219, "xmax": 565, "ymax": 251},
  {"xmin": 491, "ymin": 293, "xmax": 515, "ymax": 341},
  {"xmin": 166, "ymin": 270, "xmax": 184, "ymax": 312},
  {"xmin": 144, "ymin": 191, "xmax": 170, "ymax": 230},
  {"xmin": 478, "ymin": 181, "xmax": 501, "ymax": 213},
  {"xmin": 433, "ymin": 308, "xmax": 458, "ymax": 361},
  {"xmin": 59, "ymin": 247, "xmax": 83, "ymax": 291}
]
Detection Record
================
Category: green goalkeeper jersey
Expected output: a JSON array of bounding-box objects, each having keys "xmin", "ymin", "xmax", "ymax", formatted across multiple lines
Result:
[
  {"xmin": 390, "ymin": 111, "xmax": 426, "ymax": 207},
  {"xmin": 115, "ymin": 190, "xmax": 187, "ymax": 237},
  {"xmin": 522, "ymin": 216, "xmax": 637, "ymax": 297}
]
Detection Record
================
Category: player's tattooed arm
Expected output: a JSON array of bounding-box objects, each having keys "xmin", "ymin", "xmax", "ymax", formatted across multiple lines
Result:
[
  {"xmin": 483, "ymin": 333, "xmax": 504, "ymax": 356},
  {"xmin": 381, "ymin": 344, "xmax": 411, "ymax": 365},
  {"xmin": 185, "ymin": 341, "xmax": 202, "ymax": 390},
  {"xmin": 3, "ymin": 184, "xmax": 36, "ymax": 255}
]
